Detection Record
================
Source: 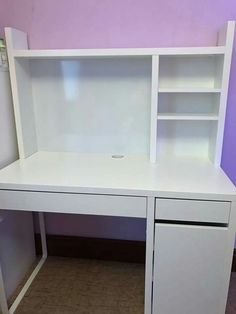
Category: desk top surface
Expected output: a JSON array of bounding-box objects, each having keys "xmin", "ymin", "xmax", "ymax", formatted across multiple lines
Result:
[{"xmin": 0, "ymin": 152, "xmax": 235, "ymax": 201}]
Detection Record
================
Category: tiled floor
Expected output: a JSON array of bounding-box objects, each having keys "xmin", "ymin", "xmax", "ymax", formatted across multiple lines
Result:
[{"xmin": 8, "ymin": 257, "xmax": 236, "ymax": 314}]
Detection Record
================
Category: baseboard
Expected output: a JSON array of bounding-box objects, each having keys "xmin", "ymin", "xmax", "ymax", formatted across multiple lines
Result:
[
  {"xmin": 35, "ymin": 234, "xmax": 145, "ymax": 263},
  {"xmin": 232, "ymin": 249, "xmax": 236, "ymax": 272},
  {"xmin": 35, "ymin": 234, "xmax": 236, "ymax": 269}
]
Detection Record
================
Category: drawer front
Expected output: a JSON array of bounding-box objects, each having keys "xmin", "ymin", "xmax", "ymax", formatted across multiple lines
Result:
[
  {"xmin": 0, "ymin": 190, "xmax": 146, "ymax": 218},
  {"xmin": 155, "ymin": 198, "xmax": 230, "ymax": 224}
]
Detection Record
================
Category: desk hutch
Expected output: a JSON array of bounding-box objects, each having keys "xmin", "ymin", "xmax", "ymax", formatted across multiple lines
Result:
[{"xmin": 0, "ymin": 21, "xmax": 235, "ymax": 314}]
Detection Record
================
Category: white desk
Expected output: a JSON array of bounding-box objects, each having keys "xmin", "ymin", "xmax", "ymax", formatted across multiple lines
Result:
[
  {"xmin": 0, "ymin": 151, "xmax": 235, "ymax": 314},
  {"xmin": 1, "ymin": 22, "xmax": 236, "ymax": 314}
]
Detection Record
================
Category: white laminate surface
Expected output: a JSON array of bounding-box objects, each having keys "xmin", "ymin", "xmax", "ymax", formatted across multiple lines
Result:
[
  {"xmin": 0, "ymin": 152, "xmax": 235, "ymax": 200},
  {"xmin": 31, "ymin": 58, "xmax": 151, "ymax": 155},
  {"xmin": 155, "ymin": 198, "xmax": 231, "ymax": 223},
  {"xmin": 153, "ymin": 223, "xmax": 230, "ymax": 314},
  {"xmin": 12, "ymin": 47, "xmax": 226, "ymax": 59}
]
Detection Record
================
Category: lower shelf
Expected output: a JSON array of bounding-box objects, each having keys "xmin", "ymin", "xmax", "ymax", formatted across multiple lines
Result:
[{"xmin": 10, "ymin": 257, "xmax": 145, "ymax": 314}]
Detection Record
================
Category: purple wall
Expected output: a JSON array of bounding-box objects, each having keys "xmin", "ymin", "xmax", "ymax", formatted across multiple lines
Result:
[
  {"xmin": 0, "ymin": 0, "xmax": 236, "ymax": 240},
  {"xmin": 0, "ymin": 0, "xmax": 236, "ymax": 48}
]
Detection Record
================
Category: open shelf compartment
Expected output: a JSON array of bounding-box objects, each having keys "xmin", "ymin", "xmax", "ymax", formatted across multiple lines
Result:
[
  {"xmin": 156, "ymin": 120, "xmax": 218, "ymax": 162},
  {"xmin": 157, "ymin": 93, "xmax": 220, "ymax": 121},
  {"xmin": 158, "ymin": 55, "xmax": 224, "ymax": 90},
  {"xmin": 14, "ymin": 56, "xmax": 152, "ymax": 158}
]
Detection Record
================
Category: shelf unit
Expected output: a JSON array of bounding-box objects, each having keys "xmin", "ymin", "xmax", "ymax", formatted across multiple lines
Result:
[
  {"xmin": 153, "ymin": 22, "xmax": 234, "ymax": 165},
  {"xmin": 5, "ymin": 21, "xmax": 235, "ymax": 167}
]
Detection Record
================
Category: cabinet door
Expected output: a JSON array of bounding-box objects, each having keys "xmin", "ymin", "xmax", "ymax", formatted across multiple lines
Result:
[{"xmin": 153, "ymin": 223, "xmax": 229, "ymax": 314}]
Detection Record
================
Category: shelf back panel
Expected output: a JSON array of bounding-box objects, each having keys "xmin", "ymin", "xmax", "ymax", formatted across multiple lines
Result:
[{"xmin": 30, "ymin": 57, "xmax": 151, "ymax": 155}]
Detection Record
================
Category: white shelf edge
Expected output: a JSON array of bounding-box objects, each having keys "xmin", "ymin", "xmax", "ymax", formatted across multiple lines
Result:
[
  {"xmin": 12, "ymin": 46, "xmax": 226, "ymax": 59},
  {"xmin": 158, "ymin": 88, "xmax": 222, "ymax": 93},
  {"xmin": 157, "ymin": 114, "xmax": 219, "ymax": 121}
]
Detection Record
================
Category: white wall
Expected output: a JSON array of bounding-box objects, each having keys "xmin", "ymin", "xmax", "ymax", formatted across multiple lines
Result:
[{"xmin": 0, "ymin": 68, "xmax": 35, "ymax": 298}]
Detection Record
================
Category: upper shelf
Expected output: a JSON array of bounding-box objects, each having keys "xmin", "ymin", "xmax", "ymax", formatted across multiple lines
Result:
[{"xmin": 11, "ymin": 47, "xmax": 226, "ymax": 59}]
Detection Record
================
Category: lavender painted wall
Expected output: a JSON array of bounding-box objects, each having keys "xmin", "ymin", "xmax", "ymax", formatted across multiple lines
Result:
[{"xmin": 0, "ymin": 0, "xmax": 236, "ymax": 241}]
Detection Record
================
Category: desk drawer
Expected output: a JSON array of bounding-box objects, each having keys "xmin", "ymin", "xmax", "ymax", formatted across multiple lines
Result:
[
  {"xmin": 155, "ymin": 198, "xmax": 230, "ymax": 224},
  {"xmin": 0, "ymin": 190, "xmax": 146, "ymax": 218}
]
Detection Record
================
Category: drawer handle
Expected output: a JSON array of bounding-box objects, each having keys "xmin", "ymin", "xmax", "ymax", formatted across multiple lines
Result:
[{"xmin": 155, "ymin": 219, "xmax": 228, "ymax": 228}]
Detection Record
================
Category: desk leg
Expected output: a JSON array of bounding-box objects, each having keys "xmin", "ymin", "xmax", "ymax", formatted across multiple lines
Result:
[
  {"xmin": 39, "ymin": 212, "xmax": 48, "ymax": 259},
  {"xmin": 8, "ymin": 212, "xmax": 48, "ymax": 314},
  {"xmin": 144, "ymin": 197, "xmax": 155, "ymax": 314}
]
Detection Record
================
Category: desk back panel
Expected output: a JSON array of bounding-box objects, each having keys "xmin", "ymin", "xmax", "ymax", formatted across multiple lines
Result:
[{"xmin": 30, "ymin": 57, "xmax": 151, "ymax": 155}]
